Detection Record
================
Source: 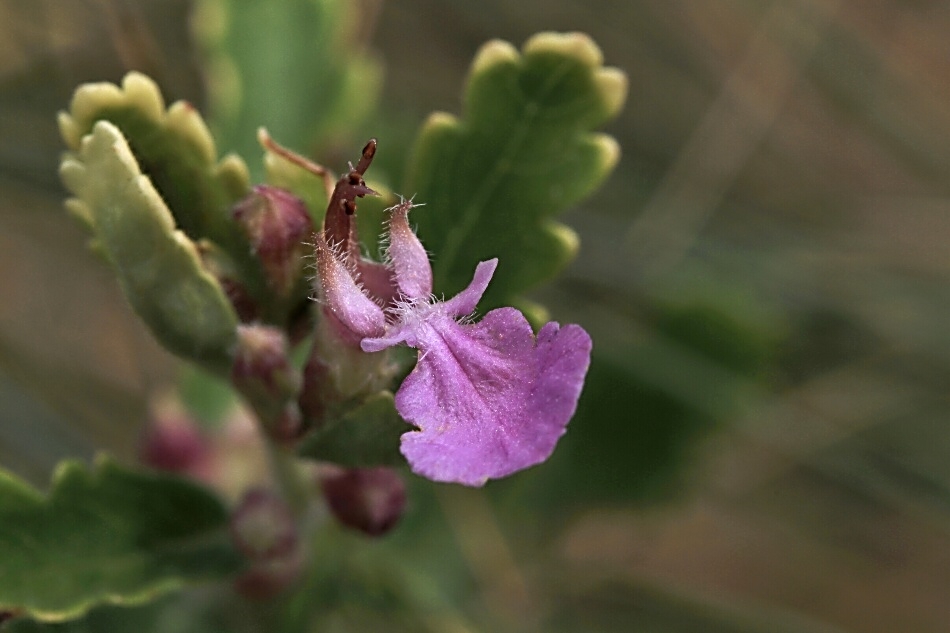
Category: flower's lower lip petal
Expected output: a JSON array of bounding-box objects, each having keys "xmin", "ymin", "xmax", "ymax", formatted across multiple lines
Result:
[{"xmin": 393, "ymin": 307, "xmax": 591, "ymax": 486}]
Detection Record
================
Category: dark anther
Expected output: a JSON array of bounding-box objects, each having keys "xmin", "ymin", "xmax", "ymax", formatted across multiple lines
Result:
[
  {"xmin": 322, "ymin": 139, "xmax": 380, "ymax": 255},
  {"xmin": 355, "ymin": 138, "xmax": 377, "ymax": 175}
]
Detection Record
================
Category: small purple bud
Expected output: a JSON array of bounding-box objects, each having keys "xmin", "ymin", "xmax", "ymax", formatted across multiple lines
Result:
[
  {"xmin": 234, "ymin": 551, "xmax": 304, "ymax": 600},
  {"xmin": 232, "ymin": 185, "xmax": 313, "ymax": 296},
  {"xmin": 231, "ymin": 325, "xmax": 303, "ymax": 442},
  {"xmin": 140, "ymin": 419, "xmax": 208, "ymax": 473},
  {"xmin": 139, "ymin": 403, "xmax": 210, "ymax": 476},
  {"xmin": 386, "ymin": 199, "xmax": 432, "ymax": 299},
  {"xmin": 230, "ymin": 488, "xmax": 303, "ymax": 599},
  {"xmin": 320, "ymin": 466, "xmax": 406, "ymax": 537},
  {"xmin": 230, "ymin": 488, "xmax": 298, "ymax": 560}
]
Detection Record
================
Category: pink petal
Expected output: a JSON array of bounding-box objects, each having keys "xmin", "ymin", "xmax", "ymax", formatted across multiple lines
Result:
[
  {"xmin": 360, "ymin": 258, "xmax": 498, "ymax": 354},
  {"xmin": 394, "ymin": 308, "xmax": 592, "ymax": 486},
  {"xmin": 314, "ymin": 232, "xmax": 385, "ymax": 338},
  {"xmin": 386, "ymin": 200, "xmax": 432, "ymax": 300},
  {"xmin": 441, "ymin": 259, "xmax": 498, "ymax": 318}
]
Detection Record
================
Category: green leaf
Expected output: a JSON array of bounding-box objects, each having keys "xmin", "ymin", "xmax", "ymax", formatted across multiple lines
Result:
[
  {"xmin": 177, "ymin": 365, "xmax": 240, "ymax": 429},
  {"xmin": 198, "ymin": 0, "xmax": 382, "ymax": 179},
  {"xmin": 59, "ymin": 121, "xmax": 239, "ymax": 374},
  {"xmin": 0, "ymin": 457, "xmax": 241, "ymax": 622},
  {"xmin": 58, "ymin": 73, "xmax": 252, "ymax": 264},
  {"xmin": 299, "ymin": 391, "xmax": 407, "ymax": 468},
  {"xmin": 404, "ymin": 32, "xmax": 627, "ymax": 311}
]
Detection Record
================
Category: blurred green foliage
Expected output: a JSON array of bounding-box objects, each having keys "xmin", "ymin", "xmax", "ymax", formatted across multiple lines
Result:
[{"xmin": 0, "ymin": 458, "xmax": 239, "ymax": 622}]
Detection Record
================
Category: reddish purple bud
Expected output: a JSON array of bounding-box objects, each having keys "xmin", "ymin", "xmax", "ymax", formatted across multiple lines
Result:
[
  {"xmin": 231, "ymin": 325, "xmax": 303, "ymax": 442},
  {"xmin": 233, "ymin": 185, "xmax": 313, "ymax": 296},
  {"xmin": 386, "ymin": 199, "xmax": 432, "ymax": 299},
  {"xmin": 140, "ymin": 420, "xmax": 207, "ymax": 473},
  {"xmin": 320, "ymin": 466, "xmax": 406, "ymax": 537},
  {"xmin": 230, "ymin": 488, "xmax": 303, "ymax": 599},
  {"xmin": 232, "ymin": 325, "xmax": 300, "ymax": 400},
  {"xmin": 234, "ymin": 551, "xmax": 304, "ymax": 600},
  {"xmin": 230, "ymin": 488, "xmax": 298, "ymax": 560},
  {"xmin": 140, "ymin": 406, "xmax": 210, "ymax": 475}
]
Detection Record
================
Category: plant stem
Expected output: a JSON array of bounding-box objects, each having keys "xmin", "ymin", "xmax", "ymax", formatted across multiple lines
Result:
[{"xmin": 265, "ymin": 440, "xmax": 311, "ymax": 517}]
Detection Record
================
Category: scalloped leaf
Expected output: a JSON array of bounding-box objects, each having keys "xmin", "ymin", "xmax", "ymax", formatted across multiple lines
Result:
[
  {"xmin": 58, "ymin": 73, "xmax": 252, "ymax": 263},
  {"xmin": 0, "ymin": 457, "xmax": 241, "ymax": 622},
  {"xmin": 198, "ymin": 0, "xmax": 382, "ymax": 178},
  {"xmin": 60, "ymin": 121, "xmax": 238, "ymax": 374},
  {"xmin": 404, "ymin": 32, "xmax": 627, "ymax": 312},
  {"xmin": 299, "ymin": 391, "xmax": 407, "ymax": 468}
]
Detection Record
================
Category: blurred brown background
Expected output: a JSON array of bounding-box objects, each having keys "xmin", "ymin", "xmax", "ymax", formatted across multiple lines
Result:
[
  {"xmin": 377, "ymin": 4, "xmax": 950, "ymax": 630},
  {"xmin": 1, "ymin": 1, "xmax": 949, "ymax": 631}
]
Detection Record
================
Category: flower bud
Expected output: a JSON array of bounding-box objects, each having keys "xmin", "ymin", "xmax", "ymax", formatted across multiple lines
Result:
[
  {"xmin": 231, "ymin": 325, "xmax": 303, "ymax": 442},
  {"xmin": 140, "ymin": 418, "xmax": 208, "ymax": 473},
  {"xmin": 229, "ymin": 488, "xmax": 298, "ymax": 560},
  {"xmin": 233, "ymin": 551, "xmax": 304, "ymax": 600},
  {"xmin": 320, "ymin": 466, "xmax": 406, "ymax": 537},
  {"xmin": 139, "ymin": 400, "xmax": 210, "ymax": 476},
  {"xmin": 232, "ymin": 185, "xmax": 313, "ymax": 297},
  {"xmin": 230, "ymin": 488, "xmax": 303, "ymax": 599}
]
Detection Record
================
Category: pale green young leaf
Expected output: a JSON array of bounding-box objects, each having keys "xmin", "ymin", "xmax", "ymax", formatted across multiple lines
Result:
[
  {"xmin": 60, "ymin": 122, "xmax": 238, "ymax": 374},
  {"xmin": 0, "ymin": 457, "xmax": 241, "ymax": 622},
  {"xmin": 58, "ymin": 73, "xmax": 252, "ymax": 266}
]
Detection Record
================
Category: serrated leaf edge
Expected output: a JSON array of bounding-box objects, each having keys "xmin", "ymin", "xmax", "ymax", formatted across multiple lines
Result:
[
  {"xmin": 58, "ymin": 71, "xmax": 250, "ymax": 195},
  {"xmin": 59, "ymin": 121, "xmax": 239, "ymax": 372},
  {"xmin": 0, "ymin": 455, "xmax": 233, "ymax": 622}
]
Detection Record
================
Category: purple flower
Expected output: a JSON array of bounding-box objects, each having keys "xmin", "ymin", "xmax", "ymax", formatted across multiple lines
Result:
[{"xmin": 314, "ymin": 200, "xmax": 592, "ymax": 487}]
